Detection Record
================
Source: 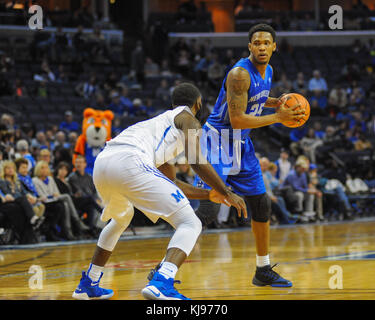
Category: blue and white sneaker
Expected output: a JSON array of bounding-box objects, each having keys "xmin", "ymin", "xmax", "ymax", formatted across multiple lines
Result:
[
  {"xmin": 72, "ymin": 271, "xmax": 114, "ymax": 300},
  {"xmin": 252, "ymin": 263, "xmax": 292, "ymax": 287},
  {"xmin": 141, "ymin": 272, "xmax": 191, "ymax": 300}
]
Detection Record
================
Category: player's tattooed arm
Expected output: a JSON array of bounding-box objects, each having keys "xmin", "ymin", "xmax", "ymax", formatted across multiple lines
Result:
[{"xmin": 227, "ymin": 67, "xmax": 282, "ymax": 129}]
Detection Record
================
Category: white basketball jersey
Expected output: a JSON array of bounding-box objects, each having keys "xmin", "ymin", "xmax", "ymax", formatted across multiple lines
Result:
[{"xmin": 105, "ymin": 106, "xmax": 191, "ymax": 166}]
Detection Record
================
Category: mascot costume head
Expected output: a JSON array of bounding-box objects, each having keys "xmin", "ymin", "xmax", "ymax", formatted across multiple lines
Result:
[{"xmin": 73, "ymin": 108, "xmax": 114, "ymax": 175}]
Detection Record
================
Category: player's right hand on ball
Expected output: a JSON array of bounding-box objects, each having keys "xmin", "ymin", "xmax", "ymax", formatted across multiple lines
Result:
[
  {"xmin": 276, "ymin": 97, "xmax": 305, "ymax": 123},
  {"xmin": 224, "ymin": 191, "xmax": 248, "ymax": 219}
]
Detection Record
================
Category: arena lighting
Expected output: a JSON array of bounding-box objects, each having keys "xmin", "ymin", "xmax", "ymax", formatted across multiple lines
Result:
[
  {"xmin": 110, "ymin": 0, "xmax": 116, "ymax": 4},
  {"xmin": 12, "ymin": 3, "xmax": 25, "ymax": 10}
]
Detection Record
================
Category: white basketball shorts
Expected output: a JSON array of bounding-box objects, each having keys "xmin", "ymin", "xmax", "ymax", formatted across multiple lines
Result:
[{"xmin": 93, "ymin": 145, "xmax": 191, "ymax": 224}]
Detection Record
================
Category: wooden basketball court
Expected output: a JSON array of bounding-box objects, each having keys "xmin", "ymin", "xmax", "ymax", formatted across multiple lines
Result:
[{"xmin": 1, "ymin": 220, "xmax": 375, "ymax": 300}]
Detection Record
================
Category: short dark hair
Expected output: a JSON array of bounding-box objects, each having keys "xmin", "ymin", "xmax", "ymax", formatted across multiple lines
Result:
[
  {"xmin": 171, "ymin": 82, "xmax": 201, "ymax": 108},
  {"xmin": 248, "ymin": 23, "xmax": 276, "ymax": 43},
  {"xmin": 15, "ymin": 157, "xmax": 28, "ymax": 170},
  {"xmin": 56, "ymin": 161, "xmax": 71, "ymax": 173}
]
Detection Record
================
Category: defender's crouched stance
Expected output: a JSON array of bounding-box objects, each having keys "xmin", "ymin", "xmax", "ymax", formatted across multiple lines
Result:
[{"xmin": 72, "ymin": 83, "xmax": 246, "ymax": 300}]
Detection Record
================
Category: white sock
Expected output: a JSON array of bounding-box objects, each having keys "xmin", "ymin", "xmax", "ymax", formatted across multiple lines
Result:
[
  {"xmin": 87, "ymin": 263, "xmax": 104, "ymax": 282},
  {"xmin": 256, "ymin": 254, "xmax": 270, "ymax": 268},
  {"xmin": 158, "ymin": 262, "xmax": 178, "ymax": 280}
]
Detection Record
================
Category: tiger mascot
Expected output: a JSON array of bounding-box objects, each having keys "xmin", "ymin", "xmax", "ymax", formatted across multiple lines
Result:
[{"xmin": 73, "ymin": 108, "xmax": 114, "ymax": 176}]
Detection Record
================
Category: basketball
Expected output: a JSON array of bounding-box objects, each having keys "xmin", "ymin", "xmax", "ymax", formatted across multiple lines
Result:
[{"xmin": 281, "ymin": 93, "xmax": 310, "ymax": 128}]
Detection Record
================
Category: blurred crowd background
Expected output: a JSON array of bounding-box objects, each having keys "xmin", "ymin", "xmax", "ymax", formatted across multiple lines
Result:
[{"xmin": 0, "ymin": 0, "xmax": 375, "ymax": 245}]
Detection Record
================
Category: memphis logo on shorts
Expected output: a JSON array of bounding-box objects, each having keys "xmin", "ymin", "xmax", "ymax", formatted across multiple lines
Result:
[{"xmin": 171, "ymin": 189, "xmax": 185, "ymax": 203}]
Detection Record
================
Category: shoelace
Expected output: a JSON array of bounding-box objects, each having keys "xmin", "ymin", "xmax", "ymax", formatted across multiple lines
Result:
[{"xmin": 260, "ymin": 263, "xmax": 280, "ymax": 281}]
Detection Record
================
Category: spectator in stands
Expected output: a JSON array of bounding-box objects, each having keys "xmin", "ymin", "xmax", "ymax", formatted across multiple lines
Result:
[
  {"xmin": 310, "ymin": 99, "xmax": 325, "ymax": 117},
  {"xmin": 103, "ymin": 71, "xmax": 119, "ymax": 93},
  {"xmin": 55, "ymin": 64, "xmax": 69, "ymax": 83},
  {"xmin": 275, "ymin": 148, "xmax": 292, "ymax": 183},
  {"xmin": 177, "ymin": 0, "xmax": 197, "ymax": 22},
  {"xmin": 155, "ymin": 79, "xmax": 170, "ymax": 103},
  {"xmin": 309, "ymin": 89, "xmax": 327, "ymax": 109},
  {"xmin": 88, "ymin": 27, "xmax": 110, "ymax": 62},
  {"xmin": 144, "ymin": 98, "xmax": 156, "ymax": 116},
  {"xmin": 117, "ymin": 84, "xmax": 133, "ymax": 113},
  {"xmin": 53, "ymin": 131, "xmax": 70, "ymax": 150},
  {"xmin": 75, "ymin": 74, "xmax": 98, "ymax": 99},
  {"xmin": 282, "ymin": 158, "xmax": 317, "ymax": 220},
  {"xmin": 160, "ymin": 59, "xmax": 173, "ymax": 77},
  {"xmin": 275, "ymin": 73, "xmax": 293, "ymax": 96},
  {"xmin": 144, "ymin": 57, "xmax": 160, "ymax": 77},
  {"xmin": 53, "ymin": 161, "xmax": 91, "ymax": 237},
  {"xmin": 15, "ymin": 139, "xmax": 35, "ymax": 172},
  {"xmin": 313, "ymin": 122, "xmax": 325, "ymax": 139},
  {"xmin": 32, "ymin": 160, "xmax": 76, "ymax": 240},
  {"xmin": 328, "ymin": 83, "xmax": 347, "ymax": 111},
  {"xmin": 292, "ymin": 72, "xmax": 307, "ymax": 93},
  {"xmin": 15, "ymin": 158, "xmax": 45, "ymax": 216},
  {"xmin": 68, "ymin": 155, "xmax": 102, "ymax": 230},
  {"xmin": 108, "ymin": 90, "xmax": 126, "ymax": 116},
  {"xmin": 299, "ymin": 128, "xmax": 323, "ymax": 163},
  {"xmin": 354, "ymin": 133, "xmax": 373, "ymax": 151},
  {"xmin": 31, "ymin": 131, "xmax": 49, "ymax": 149},
  {"xmin": 307, "ymin": 164, "xmax": 324, "ymax": 221},
  {"xmin": 260, "ymin": 157, "xmax": 296, "ymax": 225},
  {"xmin": 59, "ymin": 111, "xmax": 79, "ymax": 133},
  {"xmin": 37, "ymin": 148, "xmax": 54, "ymax": 172},
  {"xmin": 0, "ymin": 190, "xmax": 37, "ymax": 244},
  {"xmin": 131, "ymin": 98, "xmax": 149, "ymax": 117},
  {"xmin": 30, "ymin": 30, "xmax": 54, "ymax": 60},
  {"xmin": 0, "ymin": 160, "xmax": 44, "ymax": 227},
  {"xmin": 308, "ymin": 70, "xmax": 328, "ymax": 92},
  {"xmin": 33, "ymin": 60, "xmax": 56, "ymax": 82}
]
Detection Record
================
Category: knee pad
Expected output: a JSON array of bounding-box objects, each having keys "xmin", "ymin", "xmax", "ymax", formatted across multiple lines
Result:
[
  {"xmin": 245, "ymin": 193, "xmax": 271, "ymax": 223},
  {"xmin": 165, "ymin": 205, "xmax": 202, "ymax": 256}
]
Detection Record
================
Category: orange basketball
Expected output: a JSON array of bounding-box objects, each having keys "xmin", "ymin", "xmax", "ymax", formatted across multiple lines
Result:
[{"xmin": 281, "ymin": 93, "xmax": 310, "ymax": 128}]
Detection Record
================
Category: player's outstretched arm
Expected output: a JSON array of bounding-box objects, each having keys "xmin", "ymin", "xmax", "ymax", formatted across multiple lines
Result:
[
  {"xmin": 227, "ymin": 68, "xmax": 303, "ymax": 129},
  {"xmin": 174, "ymin": 111, "xmax": 248, "ymax": 218}
]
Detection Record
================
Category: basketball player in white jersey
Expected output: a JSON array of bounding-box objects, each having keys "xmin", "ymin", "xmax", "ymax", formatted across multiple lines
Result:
[{"xmin": 72, "ymin": 82, "xmax": 247, "ymax": 300}]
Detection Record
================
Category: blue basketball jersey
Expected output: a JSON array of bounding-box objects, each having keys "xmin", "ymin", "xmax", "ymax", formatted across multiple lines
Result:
[
  {"xmin": 207, "ymin": 57, "xmax": 273, "ymax": 139},
  {"xmin": 194, "ymin": 58, "xmax": 273, "ymax": 196}
]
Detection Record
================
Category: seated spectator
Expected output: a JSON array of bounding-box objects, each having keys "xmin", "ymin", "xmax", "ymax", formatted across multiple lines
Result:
[
  {"xmin": 275, "ymin": 73, "xmax": 293, "ymax": 96},
  {"xmin": 15, "ymin": 158, "xmax": 45, "ymax": 217},
  {"xmin": 144, "ymin": 57, "xmax": 160, "ymax": 77},
  {"xmin": 37, "ymin": 148, "xmax": 53, "ymax": 171},
  {"xmin": 31, "ymin": 131, "xmax": 49, "ymax": 149},
  {"xmin": 131, "ymin": 98, "xmax": 150, "ymax": 117},
  {"xmin": 160, "ymin": 59, "xmax": 173, "ymax": 77},
  {"xmin": 354, "ymin": 133, "xmax": 373, "ymax": 151},
  {"xmin": 155, "ymin": 79, "xmax": 170, "ymax": 103},
  {"xmin": 260, "ymin": 157, "xmax": 296, "ymax": 225},
  {"xmin": 313, "ymin": 122, "xmax": 325, "ymax": 139},
  {"xmin": 275, "ymin": 148, "xmax": 291, "ymax": 183},
  {"xmin": 299, "ymin": 128, "xmax": 323, "ymax": 163},
  {"xmin": 307, "ymin": 164, "xmax": 324, "ymax": 221},
  {"xmin": 72, "ymin": 25, "xmax": 87, "ymax": 60},
  {"xmin": 33, "ymin": 60, "xmax": 56, "ymax": 82},
  {"xmin": 0, "ymin": 191, "xmax": 37, "ymax": 244},
  {"xmin": 309, "ymin": 89, "xmax": 327, "ymax": 109},
  {"xmin": 32, "ymin": 161, "xmax": 76, "ymax": 240},
  {"xmin": 53, "ymin": 161, "xmax": 91, "ymax": 237},
  {"xmin": 75, "ymin": 74, "xmax": 98, "ymax": 99},
  {"xmin": 118, "ymin": 84, "xmax": 134, "ymax": 113},
  {"xmin": 55, "ymin": 64, "xmax": 69, "ymax": 83},
  {"xmin": 0, "ymin": 160, "xmax": 44, "ymax": 228},
  {"xmin": 68, "ymin": 155, "xmax": 102, "ymax": 229},
  {"xmin": 282, "ymin": 158, "xmax": 318, "ymax": 221},
  {"xmin": 53, "ymin": 27, "xmax": 70, "ymax": 62},
  {"xmin": 15, "ymin": 139, "xmax": 35, "ymax": 172},
  {"xmin": 53, "ymin": 131, "xmax": 70, "ymax": 150},
  {"xmin": 36, "ymin": 81, "xmax": 48, "ymax": 98},
  {"xmin": 292, "ymin": 72, "xmax": 307, "ymax": 93},
  {"xmin": 308, "ymin": 70, "xmax": 328, "ymax": 92},
  {"xmin": 59, "ymin": 111, "xmax": 79, "ymax": 133},
  {"xmin": 108, "ymin": 90, "xmax": 126, "ymax": 116}
]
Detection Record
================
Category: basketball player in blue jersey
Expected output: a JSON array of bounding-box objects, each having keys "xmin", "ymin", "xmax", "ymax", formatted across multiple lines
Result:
[{"xmin": 147, "ymin": 24, "xmax": 306, "ymax": 288}]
